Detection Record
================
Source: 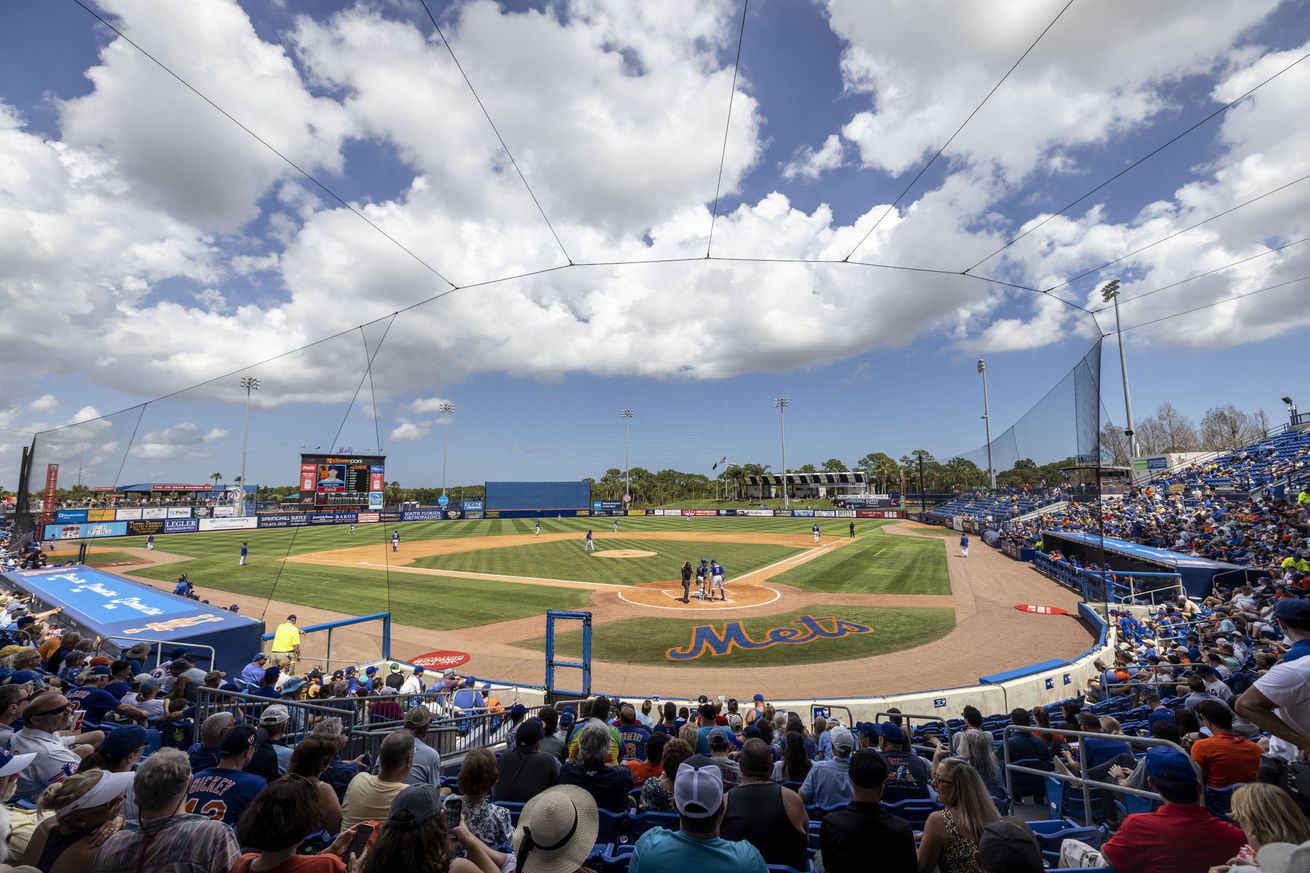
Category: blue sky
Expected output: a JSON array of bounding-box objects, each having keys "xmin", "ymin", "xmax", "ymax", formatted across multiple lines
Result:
[{"xmin": 1, "ymin": 0, "xmax": 1308, "ymax": 489}]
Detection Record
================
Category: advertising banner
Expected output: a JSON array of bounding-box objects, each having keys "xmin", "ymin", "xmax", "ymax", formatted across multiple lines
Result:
[
  {"xmin": 793, "ymin": 509, "xmax": 815, "ymax": 517},
  {"xmin": 774, "ymin": 510, "xmax": 794, "ymax": 517},
  {"xmin": 309, "ymin": 512, "xmax": 357, "ymax": 526},
  {"xmin": 151, "ymin": 484, "xmax": 212, "ymax": 492},
  {"xmin": 257, "ymin": 513, "xmax": 311, "ymax": 529},
  {"xmin": 126, "ymin": 519, "xmax": 166, "ymax": 536},
  {"xmin": 356, "ymin": 512, "xmax": 379, "ymax": 524},
  {"xmin": 142, "ymin": 507, "xmax": 168, "ymax": 520},
  {"xmin": 718, "ymin": 509, "xmax": 737, "ymax": 516},
  {"xmin": 198, "ymin": 517, "xmax": 258, "ymax": 532},
  {"xmin": 192, "ymin": 507, "xmax": 213, "ymax": 518},
  {"xmin": 592, "ymin": 500, "xmax": 624, "ymax": 511},
  {"xmin": 680, "ymin": 509, "xmax": 717, "ymax": 517},
  {"xmin": 213, "ymin": 506, "xmax": 236, "ymax": 518},
  {"xmin": 300, "ymin": 463, "xmax": 317, "ymax": 492},
  {"xmin": 401, "ymin": 509, "xmax": 443, "ymax": 521},
  {"xmin": 166, "ymin": 508, "xmax": 192, "ymax": 518},
  {"xmin": 368, "ymin": 492, "xmax": 383, "ymax": 510},
  {"xmin": 740, "ymin": 509, "xmax": 774, "ymax": 517},
  {"xmin": 163, "ymin": 518, "xmax": 199, "ymax": 533},
  {"xmin": 115, "ymin": 508, "xmax": 143, "ymax": 521},
  {"xmin": 463, "ymin": 499, "xmax": 484, "ymax": 511},
  {"xmin": 627, "ymin": 509, "xmax": 647, "ymax": 516},
  {"xmin": 44, "ymin": 521, "xmax": 128, "ymax": 540},
  {"xmin": 855, "ymin": 509, "xmax": 906, "ymax": 519},
  {"xmin": 835, "ymin": 510, "xmax": 856, "ymax": 518},
  {"xmin": 369, "ymin": 470, "xmax": 385, "ymax": 491},
  {"xmin": 465, "ymin": 511, "xmax": 485, "ymax": 520},
  {"xmin": 87, "ymin": 509, "xmax": 117, "ymax": 522},
  {"xmin": 54, "ymin": 509, "xmax": 88, "ymax": 524},
  {"xmin": 380, "ymin": 511, "xmax": 402, "ymax": 523},
  {"xmin": 814, "ymin": 510, "xmax": 837, "ymax": 518}
]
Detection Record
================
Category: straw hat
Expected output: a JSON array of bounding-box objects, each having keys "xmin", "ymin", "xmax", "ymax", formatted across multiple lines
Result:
[{"xmin": 511, "ymin": 785, "xmax": 599, "ymax": 873}]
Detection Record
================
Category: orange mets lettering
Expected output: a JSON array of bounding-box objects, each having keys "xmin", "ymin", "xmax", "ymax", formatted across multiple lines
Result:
[
  {"xmin": 122, "ymin": 614, "xmax": 225, "ymax": 634},
  {"xmin": 666, "ymin": 615, "xmax": 873, "ymax": 661}
]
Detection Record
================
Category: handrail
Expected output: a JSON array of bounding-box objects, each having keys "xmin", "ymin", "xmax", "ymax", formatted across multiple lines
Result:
[
  {"xmin": 875, "ymin": 710, "xmax": 952, "ymax": 755},
  {"xmin": 1001, "ymin": 724, "xmax": 1175, "ymax": 824},
  {"xmin": 103, "ymin": 635, "xmax": 218, "ymax": 671}
]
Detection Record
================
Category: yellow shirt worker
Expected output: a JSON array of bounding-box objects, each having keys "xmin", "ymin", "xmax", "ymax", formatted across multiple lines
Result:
[{"xmin": 270, "ymin": 614, "xmax": 301, "ymax": 665}]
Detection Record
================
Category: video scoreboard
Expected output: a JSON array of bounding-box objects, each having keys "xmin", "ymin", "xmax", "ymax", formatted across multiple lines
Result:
[{"xmin": 298, "ymin": 453, "xmax": 386, "ymax": 508}]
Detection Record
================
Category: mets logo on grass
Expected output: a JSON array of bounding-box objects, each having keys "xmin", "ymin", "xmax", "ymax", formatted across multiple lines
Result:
[{"xmin": 665, "ymin": 615, "xmax": 874, "ymax": 661}]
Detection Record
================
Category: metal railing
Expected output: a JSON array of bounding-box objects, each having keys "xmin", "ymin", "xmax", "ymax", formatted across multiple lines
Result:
[
  {"xmin": 104, "ymin": 636, "xmax": 217, "ymax": 672},
  {"xmin": 260, "ymin": 612, "xmax": 393, "ymax": 667},
  {"xmin": 874, "ymin": 710, "xmax": 953, "ymax": 756},
  {"xmin": 1001, "ymin": 724, "xmax": 1174, "ymax": 823}
]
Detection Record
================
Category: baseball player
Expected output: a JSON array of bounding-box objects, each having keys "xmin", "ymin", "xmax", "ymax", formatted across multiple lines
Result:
[
  {"xmin": 146, "ymin": 533, "xmax": 155, "ymax": 551},
  {"xmin": 349, "ymin": 522, "xmax": 355, "ymax": 534},
  {"xmin": 812, "ymin": 524, "xmax": 820, "ymax": 544},
  {"xmin": 392, "ymin": 530, "xmax": 400, "ymax": 552},
  {"xmin": 710, "ymin": 560, "xmax": 725, "ymax": 601},
  {"xmin": 695, "ymin": 559, "xmax": 708, "ymax": 600},
  {"xmin": 960, "ymin": 532, "xmax": 970, "ymax": 558},
  {"xmin": 239, "ymin": 541, "xmax": 248, "ymax": 566},
  {"xmin": 612, "ymin": 518, "xmax": 619, "ymax": 533},
  {"xmin": 585, "ymin": 529, "xmax": 595, "ymax": 552},
  {"xmin": 535, "ymin": 519, "xmax": 541, "ymax": 536}
]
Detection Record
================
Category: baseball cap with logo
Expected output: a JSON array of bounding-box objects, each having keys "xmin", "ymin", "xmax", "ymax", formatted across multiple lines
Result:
[
  {"xmin": 219, "ymin": 724, "xmax": 257, "ymax": 755},
  {"xmin": 829, "ymin": 726, "xmax": 854, "ymax": 753},
  {"xmin": 708, "ymin": 728, "xmax": 730, "ymax": 749},
  {"xmin": 259, "ymin": 704, "xmax": 290, "ymax": 726},
  {"xmin": 674, "ymin": 756, "xmax": 724, "ymax": 818},
  {"xmin": 404, "ymin": 706, "xmax": 432, "ymax": 729}
]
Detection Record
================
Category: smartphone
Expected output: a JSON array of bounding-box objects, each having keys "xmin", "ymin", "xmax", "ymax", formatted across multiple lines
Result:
[
  {"xmin": 346, "ymin": 823, "xmax": 373, "ymax": 861},
  {"xmin": 445, "ymin": 796, "xmax": 462, "ymax": 831}
]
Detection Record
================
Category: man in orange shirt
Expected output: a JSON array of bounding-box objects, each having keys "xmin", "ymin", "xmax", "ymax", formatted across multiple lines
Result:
[
  {"xmin": 1191, "ymin": 700, "xmax": 1262, "ymax": 787},
  {"xmin": 627, "ymin": 731, "xmax": 669, "ymax": 786}
]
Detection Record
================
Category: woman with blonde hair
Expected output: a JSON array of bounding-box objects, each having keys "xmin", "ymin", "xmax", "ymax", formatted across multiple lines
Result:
[
  {"xmin": 1223, "ymin": 782, "xmax": 1310, "ymax": 866},
  {"xmin": 1099, "ymin": 716, "xmax": 1124, "ymax": 735},
  {"xmin": 917, "ymin": 758, "xmax": 1001, "ymax": 873},
  {"xmin": 19, "ymin": 769, "xmax": 133, "ymax": 873}
]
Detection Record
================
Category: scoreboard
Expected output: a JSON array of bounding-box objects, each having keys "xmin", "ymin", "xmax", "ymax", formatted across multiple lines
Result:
[{"xmin": 298, "ymin": 454, "xmax": 385, "ymax": 508}]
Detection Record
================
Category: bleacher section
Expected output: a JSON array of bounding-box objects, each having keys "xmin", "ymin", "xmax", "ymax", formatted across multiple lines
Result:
[
  {"xmin": 928, "ymin": 491, "xmax": 1061, "ymax": 524},
  {"xmin": 1146, "ymin": 428, "xmax": 1310, "ymax": 493}
]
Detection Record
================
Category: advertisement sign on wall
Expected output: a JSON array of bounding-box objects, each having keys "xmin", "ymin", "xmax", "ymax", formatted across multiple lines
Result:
[
  {"xmin": 44, "ymin": 521, "xmax": 129, "ymax": 540},
  {"xmin": 126, "ymin": 520, "xmax": 166, "ymax": 536},
  {"xmin": 142, "ymin": 507, "xmax": 168, "ymax": 520},
  {"xmin": 166, "ymin": 508, "xmax": 193, "ymax": 518},
  {"xmin": 368, "ymin": 492, "xmax": 384, "ymax": 510},
  {"xmin": 115, "ymin": 508, "xmax": 143, "ymax": 521},
  {"xmin": 463, "ymin": 500, "xmax": 484, "ymax": 511},
  {"xmin": 54, "ymin": 510, "xmax": 88, "ymax": 524},
  {"xmin": 400, "ymin": 509, "xmax": 443, "ymax": 521},
  {"xmin": 257, "ymin": 513, "xmax": 311, "ymax": 529},
  {"xmin": 198, "ymin": 517, "xmax": 258, "ymax": 532},
  {"xmin": 309, "ymin": 512, "xmax": 357, "ymax": 525},
  {"xmin": 356, "ymin": 512, "xmax": 379, "ymax": 524},
  {"xmin": 163, "ymin": 518, "xmax": 199, "ymax": 533},
  {"xmin": 213, "ymin": 506, "xmax": 236, "ymax": 518},
  {"xmin": 87, "ymin": 509, "xmax": 117, "ymax": 521}
]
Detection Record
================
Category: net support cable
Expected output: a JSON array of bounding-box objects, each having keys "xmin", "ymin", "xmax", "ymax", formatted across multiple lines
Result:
[{"xmin": 705, "ymin": 0, "xmax": 751, "ymax": 258}]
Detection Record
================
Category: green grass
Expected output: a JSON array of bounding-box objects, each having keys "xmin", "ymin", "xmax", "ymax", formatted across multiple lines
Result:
[
  {"xmin": 522, "ymin": 605, "xmax": 955, "ymax": 667},
  {"xmin": 411, "ymin": 538, "xmax": 800, "ymax": 586},
  {"xmin": 79, "ymin": 551, "xmax": 144, "ymax": 566},
  {"xmin": 771, "ymin": 528, "xmax": 951, "ymax": 595}
]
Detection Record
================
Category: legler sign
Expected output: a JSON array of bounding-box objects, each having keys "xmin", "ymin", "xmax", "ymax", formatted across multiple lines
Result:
[{"xmin": 408, "ymin": 650, "xmax": 471, "ymax": 669}]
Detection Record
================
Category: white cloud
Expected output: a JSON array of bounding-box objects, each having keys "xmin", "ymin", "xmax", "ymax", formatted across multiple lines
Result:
[
  {"xmin": 781, "ymin": 135, "xmax": 845, "ymax": 181},
  {"xmin": 410, "ymin": 397, "xmax": 455, "ymax": 414},
  {"xmin": 389, "ymin": 420, "xmax": 431, "ymax": 442},
  {"xmin": 27, "ymin": 395, "xmax": 58, "ymax": 413},
  {"xmin": 70, "ymin": 406, "xmax": 102, "ymax": 425},
  {"xmin": 135, "ymin": 422, "xmax": 230, "ymax": 459}
]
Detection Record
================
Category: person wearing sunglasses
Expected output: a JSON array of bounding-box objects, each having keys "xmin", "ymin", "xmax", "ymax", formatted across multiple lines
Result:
[
  {"xmin": 9, "ymin": 691, "xmax": 104, "ymax": 798},
  {"xmin": 0, "ymin": 684, "xmax": 32, "ymax": 745}
]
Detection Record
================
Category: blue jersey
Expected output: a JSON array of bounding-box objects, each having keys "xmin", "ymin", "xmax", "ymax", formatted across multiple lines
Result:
[
  {"xmin": 712, "ymin": 563, "xmax": 724, "ymax": 576},
  {"xmin": 240, "ymin": 544, "xmax": 248, "ymax": 556},
  {"xmin": 618, "ymin": 724, "xmax": 651, "ymax": 761},
  {"xmin": 66, "ymin": 686, "xmax": 122, "ymax": 724},
  {"xmin": 186, "ymin": 767, "xmax": 266, "ymax": 825}
]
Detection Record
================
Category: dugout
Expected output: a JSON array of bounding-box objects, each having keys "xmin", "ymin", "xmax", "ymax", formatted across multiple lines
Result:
[{"xmin": 1042, "ymin": 530, "xmax": 1254, "ymax": 598}]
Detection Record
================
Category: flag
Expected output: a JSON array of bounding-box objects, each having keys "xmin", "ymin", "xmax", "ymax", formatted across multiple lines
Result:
[{"xmin": 712, "ymin": 456, "xmax": 727, "ymax": 471}]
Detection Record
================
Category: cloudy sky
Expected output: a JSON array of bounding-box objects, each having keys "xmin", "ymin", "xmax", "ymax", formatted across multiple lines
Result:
[{"xmin": 2, "ymin": 0, "xmax": 1308, "ymax": 489}]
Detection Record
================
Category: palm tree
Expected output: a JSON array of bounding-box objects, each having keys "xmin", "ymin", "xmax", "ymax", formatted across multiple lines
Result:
[{"xmin": 210, "ymin": 472, "xmax": 223, "ymax": 488}]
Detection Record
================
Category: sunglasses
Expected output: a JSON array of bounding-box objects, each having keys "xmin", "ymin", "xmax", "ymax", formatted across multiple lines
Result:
[{"xmin": 26, "ymin": 702, "xmax": 75, "ymax": 719}]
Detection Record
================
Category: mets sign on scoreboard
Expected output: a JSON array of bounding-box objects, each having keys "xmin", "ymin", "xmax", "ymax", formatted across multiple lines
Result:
[{"xmin": 665, "ymin": 615, "xmax": 873, "ymax": 661}]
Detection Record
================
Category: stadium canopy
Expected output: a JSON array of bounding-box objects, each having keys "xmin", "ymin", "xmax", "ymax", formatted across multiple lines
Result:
[{"xmin": 113, "ymin": 483, "xmax": 256, "ymax": 493}]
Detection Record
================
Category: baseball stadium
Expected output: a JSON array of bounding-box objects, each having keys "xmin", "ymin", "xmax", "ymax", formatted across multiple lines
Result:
[{"xmin": 2, "ymin": 2, "xmax": 1308, "ymax": 872}]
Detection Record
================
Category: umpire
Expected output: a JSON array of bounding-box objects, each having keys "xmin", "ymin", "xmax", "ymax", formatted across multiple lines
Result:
[{"xmin": 680, "ymin": 561, "xmax": 693, "ymax": 603}]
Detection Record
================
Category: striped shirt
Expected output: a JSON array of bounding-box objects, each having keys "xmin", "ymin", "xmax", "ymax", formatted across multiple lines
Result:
[{"xmin": 92, "ymin": 813, "xmax": 239, "ymax": 873}]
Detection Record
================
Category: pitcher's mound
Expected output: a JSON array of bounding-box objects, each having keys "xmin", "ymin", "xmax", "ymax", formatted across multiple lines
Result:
[{"xmin": 594, "ymin": 549, "xmax": 657, "ymax": 558}]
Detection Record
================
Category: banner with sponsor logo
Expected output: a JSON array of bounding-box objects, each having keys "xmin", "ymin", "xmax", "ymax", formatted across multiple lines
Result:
[
  {"xmin": 681, "ymin": 509, "xmax": 717, "ymax": 517},
  {"xmin": 192, "ymin": 507, "xmax": 212, "ymax": 518},
  {"xmin": 835, "ymin": 510, "xmax": 856, "ymax": 518},
  {"xmin": 87, "ymin": 509, "xmax": 117, "ymax": 522},
  {"xmin": 127, "ymin": 519, "xmax": 166, "ymax": 536},
  {"xmin": 463, "ymin": 499, "xmax": 484, "ymax": 511},
  {"xmin": 164, "ymin": 518, "xmax": 199, "ymax": 533},
  {"xmin": 465, "ymin": 510, "xmax": 484, "ymax": 520},
  {"xmin": 257, "ymin": 513, "xmax": 312, "ymax": 529},
  {"xmin": 774, "ymin": 510, "xmax": 793, "ymax": 517},
  {"xmin": 115, "ymin": 508, "xmax": 143, "ymax": 521},
  {"xmin": 142, "ymin": 507, "xmax": 168, "ymax": 520},
  {"xmin": 814, "ymin": 510, "xmax": 837, "ymax": 518},
  {"xmin": 592, "ymin": 500, "xmax": 624, "ymax": 511},
  {"xmin": 309, "ymin": 512, "xmax": 357, "ymax": 525},
  {"xmin": 198, "ymin": 517, "xmax": 258, "ymax": 532},
  {"xmin": 213, "ymin": 506, "xmax": 236, "ymax": 518},
  {"xmin": 740, "ymin": 509, "xmax": 774, "ymax": 517},
  {"xmin": 401, "ymin": 509, "xmax": 443, "ymax": 521},
  {"xmin": 55, "ymin": 509, "xmax": 88, "ymax": 524},
  {"xmin": 166, "ymin": 507, "xmax": 192, "ymax": 519},
  {"xmin": 368, "ymin": 492, "xmax": 384, "ymax": 510},
  {"xmin": 44, "ymin": 521, "xmax": 128, "ymax": 540},
  {"xmin": 855, "ymin": 509, "xmax": 908, "ymax": 519},
  {"xmin": 380, "ymin": 510, "xmax": 402, "ymax": 523},
  {"xmin": 793, "ymin": 509, "xmax": 815, "ymax": 517},
  {"xmin": 407, "ymin": 650, "xmax": 471, "ymax": 670},
  {"xmin": 356, "ymin": 512, "xmax": 379, "ymax": 524},
  {"xmin": 626, "ymin": 509, "xmax": 646, "ymax": 516},
  {"xmin": 718, "ymin": 509, "xmax": 737, "ymax": 516}
]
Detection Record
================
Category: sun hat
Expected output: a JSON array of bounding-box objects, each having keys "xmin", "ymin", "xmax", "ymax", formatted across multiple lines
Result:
[
  {"xmin": 512, "ymin": 785, "xmax": 600, "ymax": 873},
  {"xmin": 0, "ymin": 748, "xmax": 36, "ymax": 777}
]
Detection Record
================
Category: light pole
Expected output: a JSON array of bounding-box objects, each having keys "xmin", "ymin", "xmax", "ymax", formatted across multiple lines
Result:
[
  {"xmin": 1101, "ymin": 279, "xmax": 1138, "ymax": 459},
  {"xmin": 620, "ymin": 409, "xmax": 635, "ymax": 504},
  {"xmin": 238, "ymin": 377, "xmax": 260, "ymax": 516},
  {"xmin": 438, "ymin": 402, "xmax": 455, "ymax": 497},
  {"xmin": 773, "ymin": 397, "xmax": 790, "ymax": 510},
  {"xmin": 1283, "ymin": 396, "xmax": 1298, "ymax": 426},
  {"xmin": 977, "ymin": 359, "xmax": 995, "ymax": 490}
]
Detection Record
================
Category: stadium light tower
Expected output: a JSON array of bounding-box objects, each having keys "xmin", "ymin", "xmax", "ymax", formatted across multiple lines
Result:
[
  {"xmin": 977, "ymin": 359, "xmax": 996, "ymax": 490},
  {"xmin": 1101, "ymin": 278, "xmax": 1138, "ymax": 459},
  {"xmin": 438, "ymin": 402, "xmax": 456, "ymax": 497},
  {"xmin": 1283, "ymin": 396, "xmax": 1298, "ymax": 425},
  {"xmin": 773, "ymin": 397, "xmax": 790, "ymax": 510},
  {"xmin": 237, "ymin": 377, "xmax": 260, "ymax": 516},
  {"xmin": 620, "ymin": 409, "xmax": 635, "ymax": 504}
]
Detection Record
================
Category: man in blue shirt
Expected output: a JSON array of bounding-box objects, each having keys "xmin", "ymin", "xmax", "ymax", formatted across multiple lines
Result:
[
  {"xmin": 186, "ymin": 725, "xmax": 266, "ymax": 826},
  {"xmin": 616, "ymin": 703, "xmax": 651, "ymax": 761},
  {"xmin": 66, "ymin": 665, "xmax": 150, "ymax": 725},
  {"xmin": 630, "ymin": 755, "xmax": 767, "ymax": 873},
  {"xmin": 800, "ymin": 725, "xmax": 854, "ymax": 809},
  {"xmin": 240, "ymin": 653, "xmax": 268, "ymax": 686}
]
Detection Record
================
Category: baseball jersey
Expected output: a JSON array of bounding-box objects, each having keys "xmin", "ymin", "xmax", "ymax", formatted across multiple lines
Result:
[
  {"xmin": 186, "ymin": 767, "xmax": 267, "ymax": 825},
  {"xmin": 66, "ymin": 686, "xmax": 122, "ymax": 724},
  {"xmin": 618, "ymin": 723, "xmax": 651, "ymax": 761}
]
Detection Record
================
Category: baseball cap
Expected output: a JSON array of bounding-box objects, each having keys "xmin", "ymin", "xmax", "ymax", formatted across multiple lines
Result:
[
  {"xmin": 389, "ymin": 663, "xmax": 401, "ymax": 673},
  {"xmin": 674, "ymin": 756, "xmax": 724, "ymax": 818},
  {"xmin": 344, "ymin": 666, "xmax": 357, "ymax": 675},
  {"xmin": 365, "ymin": 666, "xmax": 378, "ymax": 675},
  {"xmin": 166, "ymin": 658, "xmax": 190, "ymax": 670},
  {"xmin": 100, "ymin": 726, "xmax": 148, "ymax": 758},
  {"xmin": 286, "ymin": 614, "xmax": 297, "ymax": 622},
  {"xmin": 259, "ymin": 704, "xmax": 290, "ymax": 725},
  {"xmin": 88, "ymin": 665, "xmax": 112, "ymax": 677},
  {"xmin": 1272, "ymin": 598, "xmax": 1310, "ymax": 623},
  {"xmin": 14, "ymin": 616, "xmax": 35, "ymax": 628},
  {"xmin": 404, "ymin": 706, "xmax": 432, "ymax": 729},
  {"xmin": 413, "ymin": 666, "xmax": 425, "ymax": 675},
  {"xmin": 0, "ymin": 748, "xmax": 36, "ymax": 777},
  {"xmin": 978, "ymin": 820, "xmax": 1044, "ymax": 873},
  {"xmin": 1144, "ymin": 747, "xmax": 1195, "ymax": 781},
  {"xmin": 752, "ymin": 693, "xmax": 764, "ymax": 702},
  {"xmin": 6, "ymin": 670, "xmax": 45, "ymax": 689},
  {"xmin": 516, "ymin": 719, "xmax": 544, "ymax": 749},
  {"xmin": 829, "ymin": 725, "xmax": 854, "ymax": 752},
  {"xmin": 877, "ymin": 722, "xmax": 906, "ymax": 745},
  {"xmin": 708, "ymin": 727, "xmax": 730, "ymax": 749},
  {"xmin": 219, "ymin": 725, "xmax": 257, "ymax": 755},
  {"xmin": 387, "ymin": 784, "xmax": 443, "ymax": 831},
  {"xmin": 251, "ymin": 653, "xmax": 268, "ymax": 662}
]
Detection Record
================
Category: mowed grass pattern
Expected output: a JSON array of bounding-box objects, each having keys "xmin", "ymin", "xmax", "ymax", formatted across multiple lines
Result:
[
  {"xmin": 522, "ymin": 605, "xmax": 956, "ymax": 667},
  {"xmin": 771, "ymin": 528, "xmax": 951, "ymax": 595},
  {"xmin": 410, "ymin": 538, "xmax": 799, "ymax": 586}
]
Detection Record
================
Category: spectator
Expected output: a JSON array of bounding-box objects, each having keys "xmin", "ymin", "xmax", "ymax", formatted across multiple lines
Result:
[
  {"xmin": 629, "ymin": 757, "xmax": 766, "ymax": 873},
  {"xmin": 651, "ymin": 701, "xmax": 680, "ymax": 737},
  {"xmin": 558, "ymin": 720, "xmax": 632, "ymax": 813},
  {"xmin": 287, "ymin": 735, "xmax": 344, "ymax": 835},
  {"xmin": 40, "ymin": 631, "xmax": 80, "ymax": 675},
  {"xmin": 720, "ymin": 739, "xmax": 808, "ymax": 870},
  {"xmin": 105, "ymin": 660, "xmax": 133, "ymax": 699},
  {"xmin": 449, "ymin": 747, "xmax": 513, "ymax": 850},
  {"xmin": 10, "ymin": 690, "xmax": 103, "ymax": 797},
  {"xmin": 1102, "ymin": 748, "xmax": 1246, "ymax": 873},
  {"xmin": 187, "ymin": 711, "xmax": 235, "ymax": 774},
  {"xmin": 772, "ymin": 730, "xmax": 812, "ymax": 784},
  {"xmin": 818, "ymin": 748, "xmax": 916, "ymax": 873},
  {"xmin": 1236, "ymin": 598, "xmax": 1310, "ymax": 762},
  {"xmin": 568, "ymin": 696, "xmax": 622, "ymax": 762},
  {"xmin": 616, "ymin": 704, "xmax": 650, "ymax": 762},
  {"xmin": 248, "ymin": 704, "xmax": 293, "ymax": 782},
  {"xmin": 918, "ymin": 758, "xmax": 1000, "ymax": 873},
  {"xmin": 399, "ymin": 665, "xmax": 425, "ymax": 696},
  {"xmin": 165, "ymin": 659, "xmax": 209, "ymax": 703},
  {"xmin": 382, "ymin": 662, "xmax": 405, "ymax": 692},
  {"xmin": 950, "ymin": 706, "xmax": 985, "ymax": 753},
  {"xmin": 310, "ymin": 718, "xmax": 368, "ymax": 801},
  {"xmin": 20, "ymin": 768, "xmax": 133, "ymax": 872},
  {"xmin": 399, "ymin": 705, "xmax": 442, "ymax": 787},
  {"xmin": 639, "ymin": 737, "xmax": 692, "ymax": 812},
  {"xmin": 1191, "ymin": 699, "xmax": 1263, "ymax": 787},
  {"xmin": 361, "ymin": 783, "xmax": 499, "ymax": 873},
  {"xmin": 1227, "ymin": 783, "xmax": 1310, "ymax": 858},
  {"xmin": 493, "ymin": 718, "xmax": 560, "ymax": 803},
  {"xmin": 625, "ymin": 731, "xmax": 668, "ymax": 787},
  {"xmin": 186, "ymin": 724, "xmax": 266, "ymax": 826},
  {"xmin": 939, "ymin": 728, "xmax": 1002, "ymax": 796},
  {"xmin": 538, "ymin": 706, "xmax": 566, "ymax": 761},
  {"xmin": 1003, "ymin": 708, "xmax": 1050, "ymax": 764},
  {"xmin": 814, "ymin": 714, "xmax": 831, "ymax": 760},
  {"xmin": 253, "ymin": 667, "xmax": 284, "ymax": 700},
  {"xmin": 92, "ymin": 748, "xmax": 240, "ymax": 873},
  {"xmin": 977, "ymin": 820, "xmax": 1045, "ymax": 873},
  {"xmin": 799, "ymin": 725, "xmax": 853, "ymax": 808},
  {"xmin": 706, "ymin": 729, "xmax": 741, "ymax": 790},
  {"xmin": 234, "ymin": 776, "xmax": 366, "ymax": 872},
  {"xmin": 66, "ymin": 665, "xmax": 150, "ymax": 725},
  {"xmin": 874, "ymin": 722, "xmax": 932, "ymax": 802},
  {"xmin": 240, "ymin": 653, "xmax": 269, "ymax": 686},
  {"xmin": 341, "ymin": 730, "xmax": 414, "ymax": 830},
  {"xmin": 0, "ymin": 684, "xmax": 31, "ymax": 744}
]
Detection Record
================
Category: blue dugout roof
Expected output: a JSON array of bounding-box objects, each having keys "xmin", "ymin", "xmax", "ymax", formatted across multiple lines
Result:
[{"xmin": 1044, "ymin": 530, "xmax": 1246, "ymax": 571}]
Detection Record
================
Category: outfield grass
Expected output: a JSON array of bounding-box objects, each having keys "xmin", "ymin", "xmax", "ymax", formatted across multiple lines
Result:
[
  {"xmin": 522, "ymin": 604, "xmax": 955, "ymax": 667},
  {"xmin": 411, "ymin": 537, "xmax": 800, "ymax": 586},
  {"xmin": 771, "ymin": 528, "xmax": 950, "ymax": 595},
  {"xmin": 79, "ymin": 550, "xmax": 146, "ymax": 566}
]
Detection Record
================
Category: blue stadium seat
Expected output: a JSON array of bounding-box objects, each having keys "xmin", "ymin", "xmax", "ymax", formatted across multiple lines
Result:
[
  {"xmin": 600, "ymin": 843, "xmax": 634, "ymax": 873},
  {"xmin": 596, "ymin": 809, "xmax": 628, "ymax": 845},
  {"xmin": 629, "ymin": 810, "xmax": 678, "ymax": 836},
  {"xmin": 1205, "ymin": 784, "xmax": 1242, "ymax": 819},
  {"xmin": 1007, "ymin": 757, "xmax": 1052, "ymax": 803},
  {"xmin": 884, "ymin": 798, "xmax": 941, "ymax": 830}
]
